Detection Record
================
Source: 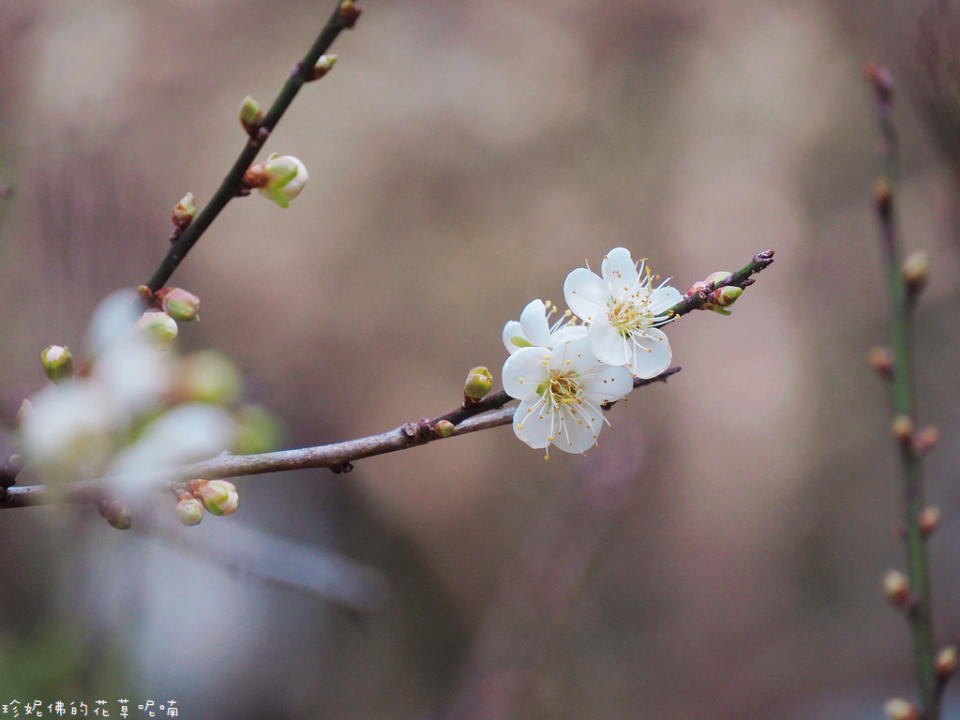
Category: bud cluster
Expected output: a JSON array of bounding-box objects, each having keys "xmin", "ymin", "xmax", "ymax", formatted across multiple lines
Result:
[
  {"xmin": 687, "ymin": 271, "xmax": 743, "ymax": 316},
  {"xmin": 176, "ymin": 479, "xmax": 240, "ymax": 526}
]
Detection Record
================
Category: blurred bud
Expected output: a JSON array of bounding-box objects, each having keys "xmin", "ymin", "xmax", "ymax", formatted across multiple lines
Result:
[
  {"xmin": 883, "ymin": 698, "xmax": 918, "ymax": 720},
  {"xmin": 232, "ymin": 405, "xmax": 284, "ymax": 455},
  {"xmin": 194, "ymin": 479, "xmax": 239, "ymax": 516},
  {"xmin": 16, "ymin": 399, "xmax": 35, "ymax": 426},
  {"xmin": 868, "ymin": 347, "xmax": 894, "ymax": 379},
  {"xmin": 41, "ymin": 345, "xmax": 74, "ymax": 383},
  {"xmin": 864, "ymin": 62, "xmax": 895, "ymax": 99},
  {"xmin": 710, "ymin": 286, "xmax": 742, "ymax": 308},
  {"xmin": 312, "ymin": 54, "xmax": 337, "ymax": 80},
  {"xmin": 98, "ymin": 499, "xmax": 132, "ymax": 530},
  {"xmin": 705, "ymin": 271, "xmax": 732, "ymax": 285},
  {"xmin": 937, "ymin": 645, "xmax": 958, "ymax": 678},
  {"xmin": 884, "ymin": 569, "xmax": 911, "ymax": 609},
  {"xmin": 160, "ymin": 288, "xmax": 201, "ymax": 323},
  {"xmin": 339, "ymin": 0, "xmax": 362, "ymax": 27},
  {"xmin": 434, "ymin": 420, "xmax": 455, "ymax": 438},
  {"xmin": 920, "ymin": 505, "xmax": 941, "ymax": 537},
  {"xmin": 902, "ymin": 251, "xmax": 929, "ymax": 297},
  {"xmin": 175, "ymin": 495, "xmax": 205, "ymax": 527},
  {"xmin": 248, "ymin": 153, "xmax": 308, "ymax": 209},
  {"xmin": 177, "ymin": 350, "xmax": 242, "ymax": 405},
  {"xmin": 464, "ymin": 366, "xmax": 493, "ymax": 403},
  {"xmin": 172, "ymin": 192, "xmax": 197, "ymax": 230},
  {"xmin": 136, "ymin": 311, "xmax": 178, "ymax": 344},
  {"xmin": 238, "ymin": 95, "xmax": 263, "ymax": 134},
  {"xmin": 891, "ymin": 415, "xmax": 914, "ymax": 445},
  {"xmin": 913, "ymin": 425, "xmax": 940, "ymax": 456},
  {"xmin": 873, "ymin": 178, "xmax": 893, "ymax": 217}
]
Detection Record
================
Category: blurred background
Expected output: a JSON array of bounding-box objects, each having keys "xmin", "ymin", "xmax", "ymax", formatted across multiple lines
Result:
[{"xmin": 2, "ymin": 0, "xmax": 960, "ymax": 717}]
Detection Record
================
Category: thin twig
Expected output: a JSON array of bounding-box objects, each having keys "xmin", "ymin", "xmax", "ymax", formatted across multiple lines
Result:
[
  {"xmin": 867, "ymin": 62, "xmax": 939, "ymax": 719},
  {"xmin": 145, "ymin": 0, "xmax": 357, "ymax": 292}
]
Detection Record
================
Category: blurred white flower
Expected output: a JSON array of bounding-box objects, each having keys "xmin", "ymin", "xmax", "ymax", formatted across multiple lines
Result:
[
  {"xmin": 502, "ymin": 298, "xmax": 586, "ymax": 354},
  {"xmin": 501, "ymin": 336, "xmax": 633, "ymax": 456},
  {"xmin": 563, "ymin": 247, "xmax": 680, "ymax": 378}
]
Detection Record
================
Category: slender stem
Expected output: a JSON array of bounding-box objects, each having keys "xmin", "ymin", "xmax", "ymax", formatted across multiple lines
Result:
[
  {"xmin": 1, "ymin": 368, "xmax": 682, "ymax": 509},
  {"xmin": 868, "ymin": 64, "xmax": 938, "ymax": 719},
  {"xmin": 145, "ymin": 0, "xmax": 354, "ymax": 292},
  {"xmin": 665, "ymin": 249, "xmax": 775, "ymax": 320}
]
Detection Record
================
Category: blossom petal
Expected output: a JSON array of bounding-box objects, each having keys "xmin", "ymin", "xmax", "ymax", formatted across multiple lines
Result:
[
  {"xmin": 519, "ymin": 299, "xmax": 552, "ymax": 347},
  {"xmin": 563, "ymin": 268, "xmax": 608, "ymax": 323},
  {"xmin": 588, "ymin": 320, "xmax": 631, "ymax": 366},
  {"xmin": 553, "ymin": 337, "xmax": 599, "ymax": 375},
  {"xmin": 648, "ymin": 285, "xmax": 682, "ymax": 315},
  {"xmin": 501, "ymin": 347, "xmax": 550, "ymax": 400},
  {"xmin": 601, "ymin": 247, "xmax": 639, "ymax": 294},
  {"xmin": 502, "ymin": 320, "xmax": 529, "ymax": 354},
  {"xmin": 583, "ymin": 365, "xmax": 635, "ymax": 403},
  {"xmin": 553, "ymin": 403, "xmax": 603, "ymax": 454},
  {"xmin": 513, "ymin": 394, "xmax": 552, "ymax": 449},
  {"xmin": 628, "ymin": 327, "xmax": 672, "ymax": 379},
  {"xmin": 551, "ymin": 324, "xmax": 588, "ymax": 345}
]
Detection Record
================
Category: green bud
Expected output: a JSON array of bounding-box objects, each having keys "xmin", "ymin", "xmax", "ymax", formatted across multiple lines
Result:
[
  {"xmin": 902, "ymin": 250, "xmax": 929, "ymax": 295},
  {"xmin": 712, "ymin": 286, "xmax": 742, "ymax": 307},
  {"xmin": 172, "ymin": 192, "xmax": 197, "ymax": 230},
  {"xmin": 232, "ymin": 405, "xmax": 284, "ymax": 455},
  {"xmin": 434, "ymin": 420, "xmax": 455, "ymax": 437},
  {"xmin": 313, "ymin": 54, "xmax": 338, "ymax": 80},
  {"xmin": 178, "ymin": 350, "xmax": 242, "ymax": 404},
  {"xmin": 161, "ymin": 288, "xmax": 201, "ymax": 322},
  {"xmin": 41, "ymin": 345, "xmax": 75, "ymax": 383},
  {"xmin": 136, "ymin": 311, "xmax": 178, "ymax": 344},
  {"xmin": 238, "ymin": 95, "xmax": 263, "ymax": 134},
  {"xmin": 463, "ymin": 366, "xmax": 493, "ymax": 402},
  {"xmin": 98, "ymin": 500, "xmax": 132, "ymax": 530},
  {"xmin": 196, "ymin": 479, "xmax": 239, "ymax": 516},
  {"xmin": 258, "ymin": 153, "xmax": 308, "ymax": 208},
  {"xmin": 175, "ymin": 496, "xmax": 205, "ymax": 526}
]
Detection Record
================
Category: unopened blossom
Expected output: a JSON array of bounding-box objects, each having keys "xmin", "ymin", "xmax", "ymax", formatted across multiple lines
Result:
[
  {"xmin": 502, "ymin": 299, "xmax": 586, "ymax": 354},
  {"xmin": 563, "ymin": 247, "xmax": 680, "ymax": 378},
  {"xmin": 502, "ymin": 336, "xmax": 633, "ymax": 456},
  {"xmin": 256, "ymin": 153, "xmax": 308, "ymax": 208}
]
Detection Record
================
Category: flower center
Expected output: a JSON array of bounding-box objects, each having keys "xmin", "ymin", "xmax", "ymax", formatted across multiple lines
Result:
[
  {"xmin": 607, "ymin": 291, "xmax": 652, "ymax": 338},
  {"xmin": 539, "ymin": 369, "xmax": 583, "ymax": 407}
]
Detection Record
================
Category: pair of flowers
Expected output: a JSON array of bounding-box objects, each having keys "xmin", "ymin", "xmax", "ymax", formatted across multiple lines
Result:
[{"xmin": 501, "ymin": 248, "xmax": 680, "ymax": 456}]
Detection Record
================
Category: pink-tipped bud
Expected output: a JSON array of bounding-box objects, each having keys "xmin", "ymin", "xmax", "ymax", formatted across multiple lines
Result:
[
  {"xmin": 919, "ymin": 506, "xmax": 940, "ymax": 537},
  {"xmin": 238, "ymin": 95, "xmax": 263, "ymax": 135},
  {"xmin": 98, "ymin": 500, "xmax": 132, "ymax": 530},
  {"xmin": 160, "ymin": 288, "xmax": 200, "ymax": 323},
  {"xmin": 312, "ymin": 54, "xmax": 338, "ymax": 80},
  {"xmin": 339, "ymin": 0, "xmax": 362, "ymax": 27},
  {"xmin": 902, "ymin": 251, "xmax": 929, "ymax": 297},
  {"xmin": 710, "ymin": 286, "xmax": 742, "ymax": 308},
  {"xmin": 41, "ymin": 345, "xmax": 74, "ymax": 383},
  {"xmin": 434, "ymin": 420, "xmax": 455, "ymax": 438},
  {"xmin": 172, "ymin": 192, "xmax": 197, "ymax": 230},
  {"xmin": 464, "ymin": 366, "xmax": 493, "ymax": 403},
  {"xmin": 868, "ymin": 347, "xmax": 894, "ymax": 379},
  {"xmin": 913, "ymin": 425, "xmax": 939, "ymax": 456},
  {"xmin": 194, "ymin": 479, "xmax": 239, "ymax": 516},
  {"xmin": 937, "ymin": 645, "xmax": 958, "ymax": 678},
  {"xmin": 175, "ymin": 495, "xmax": 205, "ymax": 527},
  {"xmin": 883, "ymin": 698, "xmax": 918, "ymax": 720},
  {"xmin": 884, "ymin": 569, "xmax": 911, "ymax": 609},
  {"xmin": 136, "ymin": 311, "xmax": 178, "ymax": 344},
  {"xmin": 872, "ymin": 178, "xmax": 894, "ymax": 217},
  {"xmin": 891, "ymin": 415, "xmax": 914, "ymax": 445}
]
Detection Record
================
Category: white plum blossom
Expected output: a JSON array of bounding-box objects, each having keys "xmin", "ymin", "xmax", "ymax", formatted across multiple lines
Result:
[
  {"xmin": 502, "ymin": 299, "xmax": 586, "ymax": 354},
  {"xmin": 563, "ymin": 247, "xmax": 681, "ymax": 378},
  {"xmin": 502, "ymin": 336, "xmax": 633, "ymax": 456}
]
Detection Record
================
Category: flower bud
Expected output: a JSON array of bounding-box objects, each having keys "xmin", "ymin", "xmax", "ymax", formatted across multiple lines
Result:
[
  {"xmin": 884, "ymin": 569, "xmax": 911, "ymax": 609},
  {"xmin": 937, "ymin": 645, "xmax": 958, "ymax": 678},
  {"xmin": 902, "ymin": 250, "xmax": 929, "ymax": 297},
  {"xmin": 239, "ymin": 95, "xmax": 263, "ymax": 134},
  {"xmin": 175, "ymin": 496, "xmax": 205, "ymax": 527},
  {"xmin": 868, "ymin": 347, "xmax": 894, "ymax": 379},
  {"xmin": 919, "ymin": 505, "xmax": 940, "ymax": 537},
  {"xmin": 172, "ymin": 192, "xmax": 197, "ymax": 230},
  {"xmin": 232, "ymin": 405, "xmax": 283, "ymax": 455},
  {"xmin": 194, "ymin": 479, "xmax": 239, "ymax": 516},
  {"xmin": 339, "ymin": 0, "xmax": 362, "ymax": 27},
  {"xmin": 41, "ymin": 345, "xmax": 74, "ymax": 383},
  {"xmin": 98, "ymin": 500, "xmax": 132, "ymax": 530},
  {"xmin": 252, "ymin": 153, "xmax": 308, "ymax": 208},
  {"xmin": 913, "ymin": 425, "xmax": 939, "ymax": 456},
  {"xmin": 883, "ymin": 698, "xmax": 918, "ymax": 720},
  {"xmin": 891, "ymin": 414, "xmax": 914, "ymax": 445},
  {"xmin": 710, "ymin": 286, "xmax": 742, "ymax": 308},
  {"xmin": 873, "ymin": 178, "xmax": 893, "ymax": 217},
  {"xmin": 464, "ymin": 366, "xmax": 493, "ymax": 403},
  {"xmin": 136, "ymin": 311, "xmax": 178, "ymax": 344},
  {"xmin": 434, "ymin": 419, "xmax": 455, "ymax": 437},
  {"xmin": 312, "ymin": 54, "xmax": 337, "ymax": 80},
  {"xmin": 177, "ymin": 350, "xmax": 242, "ymax": 404},
  {"xmin": 160, "ymin": 288, "xmax": 200, "ymax": 323}
]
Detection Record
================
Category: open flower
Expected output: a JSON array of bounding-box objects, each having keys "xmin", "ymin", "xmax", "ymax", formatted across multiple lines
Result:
[
  {"xmin": 502, "ymin": 336, "xmax": 633, "ymax": 456},
  {"xmin": 502, "ymin": 299, "xmax": 586, "ymax": 354},
  {"xmin": 563, "ymin": 247, "xmax": 680, "ymax": 378}
]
